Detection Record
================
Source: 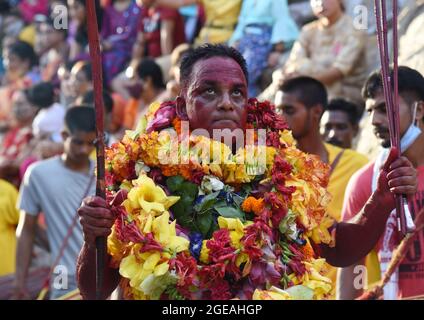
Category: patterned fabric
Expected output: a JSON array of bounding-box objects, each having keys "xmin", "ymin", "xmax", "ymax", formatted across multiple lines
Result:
[
  {"xmin": 237, "ymin": 24, "xmax": 273, "ymax": 97},
  {"xmin": 101, "ymin": 2, "xmax": 141, "ymax": 85},
  {"xmin": 284, "ymin": 14, "xmax": 367, "ymax": 103},
  {"xmin": 0, "ymin": 126, "xmax": 33, "ymax": 161}
]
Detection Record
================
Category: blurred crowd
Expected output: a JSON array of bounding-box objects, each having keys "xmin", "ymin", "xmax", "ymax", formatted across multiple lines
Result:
[{"xmin": 0, "ymin": 0, "xmax": 423, "ymax": 300}]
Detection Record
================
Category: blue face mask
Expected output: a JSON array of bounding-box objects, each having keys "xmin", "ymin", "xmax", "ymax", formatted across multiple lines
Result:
[{"xmin": 400, "ymin": 102, "xmax": 422, "ymax": 153}]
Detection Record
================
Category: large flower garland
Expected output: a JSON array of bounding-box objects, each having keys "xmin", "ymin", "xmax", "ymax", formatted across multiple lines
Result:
[{"xmin": 105, "ymin": 98, "xmax": 335, "ymax": 300}]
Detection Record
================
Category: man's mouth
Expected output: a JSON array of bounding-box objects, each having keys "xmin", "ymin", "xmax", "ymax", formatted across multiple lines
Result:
[
  {"xmin": 326, "ymin": 139, "xmax": 343, "ymax": 147},
  {"xmin": 374, "ymin": 129, "xmax": 389, "ymax": 139},
  {"xmin": 212, "ymin": 119, "xmax": 238, "ymax": 126}
]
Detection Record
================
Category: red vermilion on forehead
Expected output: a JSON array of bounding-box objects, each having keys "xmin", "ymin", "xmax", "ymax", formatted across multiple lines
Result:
[{"xmin": 189, "ymin": 57, "xmax": 247, "ymax": 89}]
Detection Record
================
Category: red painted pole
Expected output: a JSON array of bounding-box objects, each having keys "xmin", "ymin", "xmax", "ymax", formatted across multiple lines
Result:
[{"xmin": 85, "ymin": 0, "xmax": 106, "ymax": 299}]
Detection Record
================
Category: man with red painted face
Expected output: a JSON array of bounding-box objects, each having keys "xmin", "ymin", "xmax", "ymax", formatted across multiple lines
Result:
[{"xmin": 75, "ymin": 44, "xmax": 417, "ymax": 300}]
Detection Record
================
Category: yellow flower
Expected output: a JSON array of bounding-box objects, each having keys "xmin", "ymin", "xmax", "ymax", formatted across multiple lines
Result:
[
  {"xmin": 119, "ymin": 251, "xmax": 170, "ymax": 290},
  {"xmin": 107, "ymin": 226, "xmax": 129, "ymax": 267},
  {"xmin": 123, "ymin": 175, "xmax": 180, "ymax": 215},
  {"xmin": 118, "ymin": 210, "xmax": 188, "ymax": 298},
  {"xmin": 265, "ymin": 147, "xmax": 277, "ymax": 167},
  {"xmin": 253, "ymin": 286, "xmax": 292, "ymax": 300},
  {"xmin": 199, "ymin": 240, "xmax": 210, "ymax": 264},
  {"xmin": 310, "ymin": 215, "xmax": 335, "ymax": 246},
  {"xmin": 279, "ymin": 129, "xmax": 296, "ymax": 147},
  {"xmin": 218, "ymin": 217, "xmax": 245, "ymax": 248},
  {"xmin": 289, "ymin": 258, "xmax": 333, "ymax": 300},
  {"xmin": 151, "ymin": 211, "xmax": 189, "ymax": 254}
]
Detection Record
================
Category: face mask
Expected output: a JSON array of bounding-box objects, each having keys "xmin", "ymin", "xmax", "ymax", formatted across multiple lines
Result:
[{"xmin": 400, "ymin": 102, "xmax": 422, "ymax": 153}]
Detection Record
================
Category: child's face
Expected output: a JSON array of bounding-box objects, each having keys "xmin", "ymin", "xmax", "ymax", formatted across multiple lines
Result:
[{"xmin": 68, "ymin": 0, "xmax": 86, "ymax": 23}]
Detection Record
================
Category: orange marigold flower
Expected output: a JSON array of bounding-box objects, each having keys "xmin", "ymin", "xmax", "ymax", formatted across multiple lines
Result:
[
  {"xmin": 179, "ymin": 165, "xmax": 192, "ymax": 180},
  {"xmin": 242, "ymin": 196, "xmax": 264, "ymax": 214},
  {"xmin": 173, "ymin": 117, "xmax": 182, "ymax": 136},
  {"xmin": 161, "ymin": 165, "xmax": 179, "ymax": 177},
  {"xmin": 300, "ymin": 239, "xmax": 315, "ymax": 260},
  {"xmin": 251, "ymin": 198, "xmax": 265, "ymax": 215}
]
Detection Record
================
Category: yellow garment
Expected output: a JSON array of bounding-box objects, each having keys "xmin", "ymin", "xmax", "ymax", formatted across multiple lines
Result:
[
  {"xmin": 325, "ymin": 143, "xmax": 368, "ymax": 221},
  {"xmin": 195, "ymin": 0, "xmax": 242, "ymax": 44},
  {"xmin": 0, "ymin": 179, "xmax": 20, "ymax": 276},
  {"xmin": 19, "ymin": 24, "xmax": 36, "ymax": 47},
  {"xmin": 323, "ymin": 143, "xmax": 376, "ymax": 298}
]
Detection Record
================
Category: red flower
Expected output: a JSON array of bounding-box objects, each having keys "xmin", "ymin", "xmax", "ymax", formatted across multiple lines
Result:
[
  {"xmin": 266, "ymin": 131, "xmax": 280, "ymax": 148},
  {"xmin": 169, "ymin": 252, "xmax": 198, "ymax": 299},
  {"xmin": 190, "ymin": 169, "xmax": 205, "ymax": 185},
  {"xmin": 139, "ymin": 233, "xmax": 164, "ymax": 252},
  {"xmin": 287, "ymin": 244, "xmax": 307, "ymax": 276},
  {"xmin": 209, "ymin": 279, "xmax": 233, "ymax": 300}
]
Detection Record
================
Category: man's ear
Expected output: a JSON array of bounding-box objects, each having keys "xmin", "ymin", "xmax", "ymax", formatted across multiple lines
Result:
[
  {"xmin": 415, "ymin": 101, "xmax": 424, "ymax": 127},
  {"xmin": 312, "ymin": 104, "xmax": 324, "ymax": 122},
  {"xmin": 176, "ymin": 96, "xmax": 189, "ymax": 120},
  {"xmin": 352, "ymin": 123, "xmax": 359, "ymax": 137}
]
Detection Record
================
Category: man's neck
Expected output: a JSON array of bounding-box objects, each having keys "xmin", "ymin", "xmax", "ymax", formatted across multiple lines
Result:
[
  {"xmin": 297, "ymin": 134, "xmax": 329, "ymax": 164},
  {"xmin": 403, "ymin": 133, "xmax": 424, "ymax": 167},
  {"xmin": 142, "ymin": 88, "xmax": 162, "ymax": 106},
  {"xmin": 61, "ymin": 154, "xmax": 90, "ymax": 173}
]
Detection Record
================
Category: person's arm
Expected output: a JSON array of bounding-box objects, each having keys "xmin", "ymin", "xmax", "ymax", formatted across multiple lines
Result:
[
  {"xmin": 155, "ymin": 0, "xmax": 198, "ymax": 9},
  {"xmin": 12, "ymin": 212, "xmax": 38, "ymax": 299},
  {"xmin": 76, "ymin": 196, "xmax": 121, "ymax": 300},
  {"xmin": 312, "ymin": 68, "xmax": 344, "ymax": 86},
  {"xmin": 337, "ymin": 260, "xmax": 364, "ymax": 300},
  {"xmin": 160, "ymin": 19, "xmax": 175, "ymax": 56},
  {"xmin": 76, "ymin": 242, "xmax": 120, "ymax": 300},
  {"xmin": 320, "ymin": 149, "xmax": 417, "ymax": 267}
]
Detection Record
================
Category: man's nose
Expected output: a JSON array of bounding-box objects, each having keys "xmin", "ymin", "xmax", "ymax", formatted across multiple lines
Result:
[
  {"xmin": 80, "ymin": 144, "xmax": 93, "ymax": 156},
  {"xmin": 370, "ymin": 110, "xmax": 382, "ymax": 127},
  {"xmin": 217, "ymin": 92, "xmax": 234, "ymax": 111}
]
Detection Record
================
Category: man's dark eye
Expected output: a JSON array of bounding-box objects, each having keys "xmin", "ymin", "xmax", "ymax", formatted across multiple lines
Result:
[
  {"xmin": 336, "ymin": 124, "xmax": 348, "ymax": 130},
  {"xmin": 233, "ymin": 89, "xmax": 243, "ymax": 96},
  {"xmin": 205, "ymin": 88, "xmax": 215, "ymax": 95},
  {"xmin": 283, "ymin": 107, "xmax": 294, "ymax": 115},
  {"xmin": 72, "ymin": 140, "xmax": 84, "ymax": 146}
]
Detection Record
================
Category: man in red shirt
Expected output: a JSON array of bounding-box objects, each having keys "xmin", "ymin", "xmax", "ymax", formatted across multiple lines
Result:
[
  {"xmin": 338, "ymin": 66, "xmax": 424, "ymax": 300},
  {"xmin": 136, "ymin": 0, "xmax": 186, "ymax": 58}
]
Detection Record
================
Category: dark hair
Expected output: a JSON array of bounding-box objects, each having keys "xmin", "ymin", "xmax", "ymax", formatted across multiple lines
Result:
[
  {"xmin": 180, "ymin": 43, "xmax": 249, "ymax": 88},
  {"xmin": 72, "ymin": 0, "xmax": 103, "ymax": 45},
  {"xmin": 0, "ymin": 1, "xmax": 10, "ymax": 13},
  {"xmin": 65, "ymin": 106, "xmax": 96, "ymax": 134},
  {"xmin": 7, "ymin": 40, "xmax": 38, "ymax": 68},
  {"xmin": 362, "ymin": 66, "xmax": 424, "ymax": 105},
  {"xmin": 136, "ymin": 58, "xmax": 166, "ymax": 89},
  {"xmin": 279, "ymin": 76, "xmax": 328, "ymax": 109},
  {"xmin": 60, "ymin": 60, "xmax": 77, "ymax": 73},
  {"xmin": 26, "ymin": 82, "xmax": 55, "ymax": 109},
  {"xmin": 81, "ymin": 90, "xmax": 114, "ymax": 114},
  {"xmin": 326, "ymin": 98, "xmax": 360, "ymax": 126}
]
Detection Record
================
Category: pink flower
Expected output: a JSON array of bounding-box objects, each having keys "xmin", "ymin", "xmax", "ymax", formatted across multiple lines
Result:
[
  {"xmin": 249, "ymin": 261, "xmax": 281, "ymax": 287},
  {"xmin": 146, "ymin": 102, "xmax": 177, "ymax": 133}
]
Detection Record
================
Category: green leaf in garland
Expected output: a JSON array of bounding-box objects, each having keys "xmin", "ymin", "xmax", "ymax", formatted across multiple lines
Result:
[
  {"xmin": 214, "ymin": 202, "xmax": 245, "ymax": 221},
  {"xmin": 166, "ymin": 176, "xmax": 185, "ymax": 193},
  {"xmin": 194, "ymin": 191, "xmax": 220, "ymax": 214},
  {"xmin": 166, "ymin": 176, "xmax": 198, "ymax": 229},
  {"xmin": 196, "ymin": 213, "xmax": 213, "ymax": 237}
]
